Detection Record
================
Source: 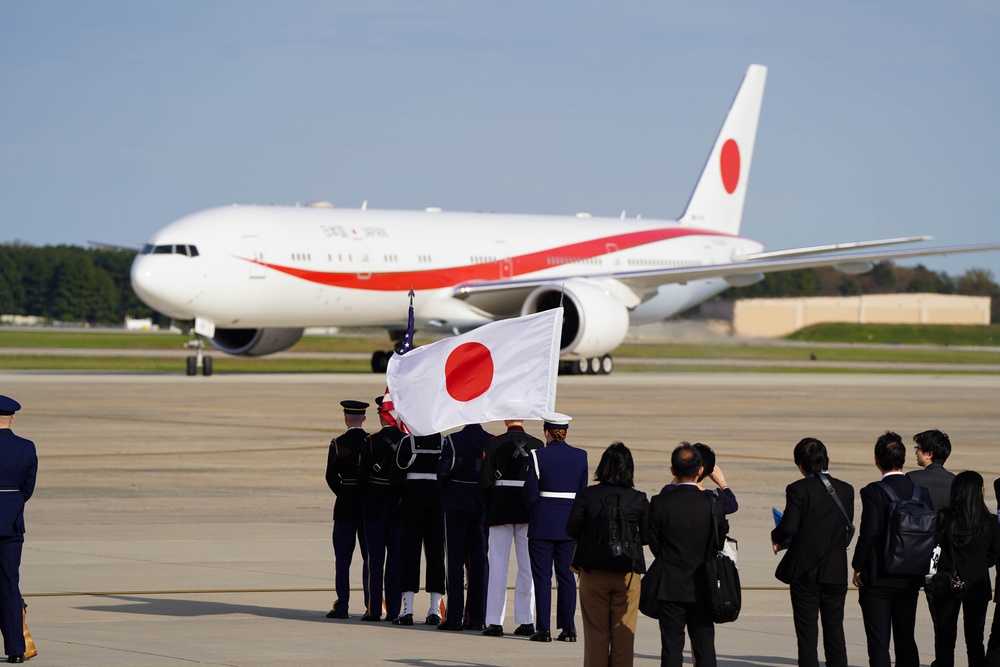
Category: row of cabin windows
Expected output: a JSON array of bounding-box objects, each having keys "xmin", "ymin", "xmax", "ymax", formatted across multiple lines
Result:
[
  {"xmin": 141, "ymin": 244, "xmax": 200, "ymax": 257},
  {"xmin": 281, "ymin": 253, "xmax": 686, "ymax": 268}
]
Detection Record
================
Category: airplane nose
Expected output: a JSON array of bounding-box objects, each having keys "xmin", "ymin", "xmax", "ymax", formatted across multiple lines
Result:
[{"xmin": 130, "ymin": 255, "xmax": 193, "ymax": 318}]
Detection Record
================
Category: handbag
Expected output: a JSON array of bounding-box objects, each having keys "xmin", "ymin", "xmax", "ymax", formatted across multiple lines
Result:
[
  {"xmin": 23, "ymin": 600, "xmax": 37, "ymax": 660},
  {"xmin": 927, "ymin": 538, "xmax": 967, "ymax": 599},
  {"xmin": 639, "ymin": 557, "xmax": 664, "ymax": 619},
  {"xmin": 706, "ymin": 495, "xmax": 741, "ymax": 623}
]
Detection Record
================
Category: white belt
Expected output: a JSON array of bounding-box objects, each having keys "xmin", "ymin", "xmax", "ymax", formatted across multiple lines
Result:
[
  {"xmin": 495, "ymin": 480, "xmax": 525, "ymax": 487},
  {"xmin": 540, "ymin": 491, "xmax": 576, "ymax": 499},
  {"xmin": 453, "ymin": 479, "xmax": 477, "ymax": 484},
  {"xmin": 406, "ymin": 473, "xmax": 438, "ymax": 481},
  {"xmin": 0, "ymin": 489, "xmax": 19, "ymax": 493}
]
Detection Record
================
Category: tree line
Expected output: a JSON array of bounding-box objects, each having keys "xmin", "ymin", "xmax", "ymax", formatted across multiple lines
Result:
[{"xmin": 0, "ymin": 243, "xmax": 997, "ymax": 325}]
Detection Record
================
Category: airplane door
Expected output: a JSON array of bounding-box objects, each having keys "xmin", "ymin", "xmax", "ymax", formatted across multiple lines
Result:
[
  {"xmin": 354, "ymin": 236, "xmax": 371, "ymax": 280},
  {"xmin": 496, "ymin": 241, "xmax": 512, "ymax": 279},
  {"xmin": 605, "ymin": 243, "xmax": 620, "ymax": 267},
  {"xmin": 243, "ymin": 236, "xmax": 266, "ymax": 279}
]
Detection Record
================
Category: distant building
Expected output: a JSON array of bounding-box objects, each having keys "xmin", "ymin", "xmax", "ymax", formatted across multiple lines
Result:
[
  {"xmin": 729, "ymin": 293, "xmax": 990, "ymax": 337},
  {"xmin": 125, "ymin": 316, "xmax": 157, "ymax": 331}
]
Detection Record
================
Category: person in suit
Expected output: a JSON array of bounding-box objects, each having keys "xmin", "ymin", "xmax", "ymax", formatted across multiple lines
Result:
[
  {"xmin": 852, "ymin": 431, "xmax": 932, "ymax": 667},
  {"xmin": 324, "ymin": 399, "xmax": 370, "ymax": 619},
  {"xmin": 0, "ymin": 395, "xmax": 37, "ymax": 665},
  {"xmin": 649, "ymin": 443, "xmax": 728, "ymax": 667},
  {"xmin": 357, "ymin": 396, "xmax": 404, "ymax": 622},
  {"xmin": 906, "ymin": 428, "xmax": 957, "ymax": 629},
  {"xmin": 906, "ymin": 429, "xmax": 955, "ymax": 512},
  {"xmin": 771, "ymin": 437, "xmax": 855, "ymax": 667},
  {"xmin": 984, "ymin": 477, "xmax": 1000, "ymax": 667},
  {"xmin": 479, "ymin": 419, "xmax": 543, "ymax": 638},
  {"xmin": 566, "ymin": 442, "xmax": 649, "ymax": 667},
  {"xmin": 436, "ymin": 423, "xmax": 493, "ymax": 632},
  {"xmin": 931, "ymin": 471, "xmax": 1000, "ymax": 667},
  {"xmin": 523, "ymin": 413, "xmax": 588, "ymax": 643},
  {"xmin": 391, "ymin": 432, "xmax": 446, "ymax": 626}
]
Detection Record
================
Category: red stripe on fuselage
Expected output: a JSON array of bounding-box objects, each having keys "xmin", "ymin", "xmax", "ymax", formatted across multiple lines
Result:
[{"xmin": 240, "ymin": 226, "xmax": 731, "ymax": 291}]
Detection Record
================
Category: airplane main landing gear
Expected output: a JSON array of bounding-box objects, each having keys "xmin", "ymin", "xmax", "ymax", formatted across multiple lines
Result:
[
  {"xmin": 184, "ymin": 336, "xmax": 214, "ymax": 376},
  {"xmin": 559, "ymin": 354, "xmax": 613, "ymax": 375}
]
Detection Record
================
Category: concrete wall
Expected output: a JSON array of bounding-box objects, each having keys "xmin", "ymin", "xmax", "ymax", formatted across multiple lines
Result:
[{"xmin": 733, "ymin": 293, "xmax": 991, "ymax": 337}]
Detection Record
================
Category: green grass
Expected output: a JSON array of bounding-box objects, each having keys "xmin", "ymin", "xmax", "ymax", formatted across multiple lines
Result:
[
  {"xmin": 0, "ymin": 354, "xmax": 370, "ymax": 373},
  {"xmin": 787, "ymin": 323, "xmax": 1000, "ymax": 346},
  {"xmin": 613, "ymin": 343, "xmax": 1000, "ymax": 364}
]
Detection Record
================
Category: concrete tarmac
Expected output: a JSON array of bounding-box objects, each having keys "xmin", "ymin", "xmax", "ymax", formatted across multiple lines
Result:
[{"xmin": 5, "ymin": 370, "xmax": 1000, "ymax": 666}]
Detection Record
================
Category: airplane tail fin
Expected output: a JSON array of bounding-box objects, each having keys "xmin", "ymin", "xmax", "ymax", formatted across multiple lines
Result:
[{"xmin": 679, "ymin": 64, "xmax": 767, "ymax": 236}]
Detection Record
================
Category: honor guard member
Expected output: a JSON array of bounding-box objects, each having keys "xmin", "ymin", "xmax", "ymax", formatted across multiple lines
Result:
[
  {"xmin": 479, "ymin": 419, "xmax": 543, "ymax": 638},
  {"xmin": 0, "ymin": 396, "xmax": 36, "ymax": 665},
  {"xmin": 524, "ymin": 413, "xmax": 588, "ymax": 643},
  {"xmin": 324, "ymin": 399, "xmax": 370, "ymax": 619},
  {"xmin": 357, "ymin": 397, "xmax": 404, "ymax": 622},
  {"xmin": 391, "ymin": 432, "xmax": 446, "ymax": 626},
  {"xmin": 436, "ymin": 423, "xmax": 494, "ymax": 632}
]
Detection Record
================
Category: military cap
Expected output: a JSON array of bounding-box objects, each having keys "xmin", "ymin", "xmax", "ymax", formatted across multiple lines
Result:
[
  {"xmin": 542, "ymin": 412, "xmax": 572, "ymax": 430},
  {"xmin": 340, "ymin": 399, "xmax": 369, "ymax": 415},
  {"xmin": 374, "ymin": 396, "xmax": 384, "ymax": 408},
  {"xmin": 0, "ymin": 395, "xmax": 21, "ymax": 416}
]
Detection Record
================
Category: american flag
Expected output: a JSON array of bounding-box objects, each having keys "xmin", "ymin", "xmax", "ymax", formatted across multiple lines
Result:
[{"xmin": 379, "ymin": 287, "xmax": 415, "ymax": 433}]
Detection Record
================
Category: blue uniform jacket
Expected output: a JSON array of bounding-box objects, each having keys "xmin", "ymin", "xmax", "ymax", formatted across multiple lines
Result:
[
  {"xmin": 524, "ymin": 440, "xmax": 588, "ymax": 541},
  {"xmin": 0, "ymin": 429, "xmax": 37, "ymax": 536},
  {"xmin": 438, "ymin": 424, "xmax": 493, "ymax": 513}
]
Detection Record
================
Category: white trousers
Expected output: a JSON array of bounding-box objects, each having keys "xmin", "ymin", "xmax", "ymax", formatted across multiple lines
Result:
[{"xmin": 486, "ymin": 523, "xmax": 534, "ymax": 626}]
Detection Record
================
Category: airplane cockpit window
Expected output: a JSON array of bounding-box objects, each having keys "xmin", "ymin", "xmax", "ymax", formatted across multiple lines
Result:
[{"xmin": 139, "ymin": 244, "xmax": 200, "ymax": 257}]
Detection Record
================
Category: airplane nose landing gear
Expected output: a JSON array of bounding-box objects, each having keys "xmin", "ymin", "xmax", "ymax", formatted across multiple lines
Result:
[{"xmin": 185, "ymin": 336, "xmax": 214, "ymax": 376}]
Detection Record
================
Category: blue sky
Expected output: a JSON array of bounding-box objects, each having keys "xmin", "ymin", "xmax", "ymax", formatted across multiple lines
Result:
[{"xmin": 2, "ymin": 1, "xmax": 998, "ymax": 279}]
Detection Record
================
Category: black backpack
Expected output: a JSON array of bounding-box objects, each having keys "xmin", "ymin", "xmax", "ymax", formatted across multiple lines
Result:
[
  {"xmin": 878, "ymin": 480, "xmax": 936, "ymax": 577},
  {"xmin": 593, "ymin": 492, "xmax": 636, "ymax": 571}
]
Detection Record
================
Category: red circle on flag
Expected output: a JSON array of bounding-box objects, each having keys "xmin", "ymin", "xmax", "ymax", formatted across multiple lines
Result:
[
  {"xmin": 445, "ymin": 342, "xmax": 494, "ymax": 402},
  {"xmin": 720, "ymin": 139, "xmax": 740, "ymax": 194}
]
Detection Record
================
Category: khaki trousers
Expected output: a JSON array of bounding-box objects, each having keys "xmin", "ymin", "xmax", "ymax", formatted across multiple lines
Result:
[{"xmin": 579, "ymin": 568, "xmax": 641, "ymax": 667}]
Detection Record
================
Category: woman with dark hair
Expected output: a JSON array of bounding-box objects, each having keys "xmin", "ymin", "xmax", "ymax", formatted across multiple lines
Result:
[
  {"xmin": 933, "ymin": 470, "xmax": 1000, "ymax": 667},
  {"xmin": 566, "ymin": 442, "xmax": 649, "ymax": 666}
]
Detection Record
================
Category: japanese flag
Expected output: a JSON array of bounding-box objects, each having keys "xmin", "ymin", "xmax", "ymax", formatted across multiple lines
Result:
[{"xmin": 386, "ymin": 308, "xmax": 563, "ymax": 435}]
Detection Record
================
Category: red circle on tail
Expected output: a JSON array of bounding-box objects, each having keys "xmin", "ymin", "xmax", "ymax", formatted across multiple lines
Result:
[
  {"xmin": 720, "ymin": 139, "xmax": 740, "ymax": 194},
  {"xmin": 445, "ymin": 342, "xmax": 493, "ymax": 402}
]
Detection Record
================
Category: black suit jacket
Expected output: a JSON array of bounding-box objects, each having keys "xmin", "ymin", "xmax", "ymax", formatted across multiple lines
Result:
[
  {"xmin": 772, "ymin": 473, "xmax": 855, "ymax": 585},
  {"xmin": 648, "ymin": 484, "xmax": 727, "ymax": 603},
  {"xmin": 906, "ymin": 463, "xmax": 955, "ymax": 511},
  {"xmin": 936, "ymin": 518, "xmax": 1000, "ymax": 602},
  {"xmin": 566, "ymin": 482, "xmax": 649, "ymax": 573},
  {"xmin": 851, "ymin": 473, "xmax": 931, "ymax": 590}
]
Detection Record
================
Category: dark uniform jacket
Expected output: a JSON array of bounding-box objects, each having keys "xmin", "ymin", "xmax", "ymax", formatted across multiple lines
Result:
[
  {"xmin": 523, "ymin": 440, "xmax": 588, "ymax": 540},
  {"xmin": 479, "ymin": 426, "xmax": 543, "ymax": 526},
  {"xmin": 325, "ymin": 427, "xmax": 368, "ymax": 522},
  {"xmin": 358, "ymin": 425, "xmax": 404, "ymax": 523},
  {"xmin": 566, "ymin": 483, "xmax": 649, "ymax": 573},
  {"xmin": 438, "ymin": 424, "xmax": 492, "ymax": 514},
  {"xmin": 906, "ymin": 462, "xmax": 955, "ymax": 511},
  {"xmin": 648, "ymin": 483, "xmax": 728, "ymax": 603},
  {"xmin": 393, "ymin": 434, "xmax": 444, "ymax": 510},
  {"xmin": 772, "ymin": 473, "xmax": 855, "ymax": 585},
  {"xmin": 851, "ymin": 473, "xmax": 932, "ymax": 590},
  {"xmin": 0, "ymin": 430, "xmax": 37, "ymax": 537}
]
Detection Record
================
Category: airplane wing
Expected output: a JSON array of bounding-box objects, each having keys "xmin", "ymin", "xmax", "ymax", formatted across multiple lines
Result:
[
  {"xmin": 744, "ymin": 235, "xmax": 933, "ymax": 260},
  {"xmin": 453, "ymin": 241, "xmax": 1000, "ymax": 316}
]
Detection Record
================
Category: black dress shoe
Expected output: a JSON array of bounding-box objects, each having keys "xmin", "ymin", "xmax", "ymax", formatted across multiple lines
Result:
[
  {"xmin": 556, "ymin": 628, "xmax": 577, "ymax": 642},
  {"xmin": 392, "ymin": 613, "xmax": 414, "ymax": 626},
  {"xmin": 463, "ymin": 621, "xmax": 485, "ymax": 631},
  {"xmin": 513, "ymin": 622, "xmax": 535, "ymax": 636},
  {"xmin": 359, "ymin": 613, "xmax": 382, "ymax": 622},
  {"xmin": 6, "ymin": 657, "xmax": 24, "ymax": 664},
  {"xmin": 437, "ymin": 620, "xmax": 464, "ymax": 631},
  {"xmin": 325, "ymin": 609, "xmax": 349, "ymax": 619},
  {"xmin": 482, "ymin": 624, "xmax": 504, "ymax": 637},
  {"xmin": 425, "ymin": 613, "xmax": 441, "ymax": 626},
  {"xmin": 529, "ymin": 629, "xmax": 552, "ymax": 642}
]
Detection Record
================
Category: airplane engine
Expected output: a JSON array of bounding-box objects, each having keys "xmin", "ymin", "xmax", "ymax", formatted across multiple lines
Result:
[
  {"xmin": 521, "ymin": 278, "xmax": 629, "ymax": 358},
  {"xmin": 210, "ymin": 327, "xmax": 305, "ymax": 356}
]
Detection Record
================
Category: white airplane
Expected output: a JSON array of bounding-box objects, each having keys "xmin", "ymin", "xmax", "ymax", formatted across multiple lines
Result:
[{"xmin": 131, "ymin": 64, "xmax": 1000, "ymax": 376}]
